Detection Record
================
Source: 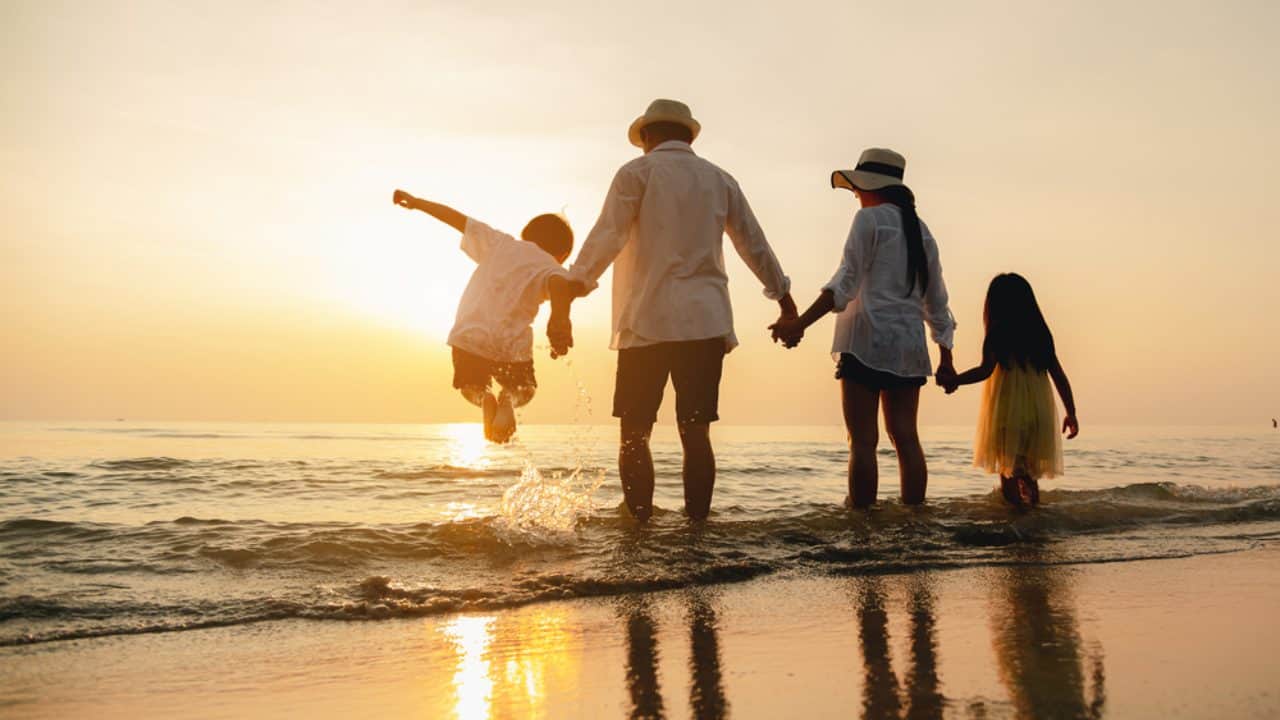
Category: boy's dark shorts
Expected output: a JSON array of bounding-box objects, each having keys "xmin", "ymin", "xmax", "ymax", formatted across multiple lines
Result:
[
  {"xmin": 451, "ymin": 347, "xmax": 536, "ymax": 392},
  {"xmin": 835, "ymin": 353, "xmax": 926, "ymax": 391},
  {"xmin": 613, "ymin": 338, "xmax": 725, "ymax": 425}
]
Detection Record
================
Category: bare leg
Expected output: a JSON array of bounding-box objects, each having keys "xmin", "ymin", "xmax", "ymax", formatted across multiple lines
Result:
[
  {"xmin": 677, "ymin": 421, "xmax": 715, "ymax": 521},
  {"xmin": 502, "ymin": 384, "xmax": 536, "ymax": 409},
  {"xmin": 490, "ymin": 393, "xmax": 516, "ymax": 444},
  {"xmin": 999, "ymin": 475, "xmax": 1023, "ymax": 507},
  {"xmin": 491, "ymin": 385, "xmax": 534, "ymax": 444},
  {"xmin": 841, "ymin": 379, "xmax": 881, "ymax": 508},
  {"xmin": 459, "ymin": 386, "xmax": 498, "ymax": 441},
  {"xmin": 882, "ymin": 385, "xmax": 927, "ymax": 505},
  {"xmin": 620, "ymin": 420, "xmax": 656, "ymax": 522}
]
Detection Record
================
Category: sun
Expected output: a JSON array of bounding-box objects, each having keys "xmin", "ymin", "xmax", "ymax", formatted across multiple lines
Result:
[{"xmin": 321, "ymin": 210, "xmax": 472, "ymax": 338}]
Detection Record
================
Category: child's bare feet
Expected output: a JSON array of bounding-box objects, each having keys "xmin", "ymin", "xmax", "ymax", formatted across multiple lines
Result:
[
  {"xmin": 490, "ymin": 393, "xmax": 517, "ymax": 444},
  {"xmin": 481, "ymin": 392, "xmax": 499, "ymax": 442},
  {"xmin": 999, "ymin": 474, "xmax": 1039, "ymax": 509},
  {"xmin": 1019, "ymin": 477, "xmax": 1040, "ymax": 506}
]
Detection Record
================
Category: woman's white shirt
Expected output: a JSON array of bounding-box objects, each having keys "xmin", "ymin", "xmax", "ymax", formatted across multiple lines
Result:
[{"xmin": 823, "ymin": 204, "xmax": 955, "ymax": 378}]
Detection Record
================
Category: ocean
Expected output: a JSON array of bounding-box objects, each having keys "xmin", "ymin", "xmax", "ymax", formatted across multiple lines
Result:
[{"xmin": 2, "ymin": 421, "xmax": 1277, "ymax": 648}]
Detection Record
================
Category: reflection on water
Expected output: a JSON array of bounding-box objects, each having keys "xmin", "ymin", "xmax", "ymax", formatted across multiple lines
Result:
[
  {"xmin": 619, "ymin": 590, "xmax": 729, "ymax": 720},
  {"xmin": 902, "ymin": 581, "xmax": 943, "ymax": 720},
  {"xmin": 990, "ymin": 561, "xmax": 1106, "ymax": 720},
  {"xmin": 440, "ymin": 615, "xmax": 495, "ymax": 719},
  {"xmin": 621, "ymin": 597, "xmax": 665, "ymax": 719},
  {"xmin": 438, "ymin": 606, "xmax": 582, "ymax": 719},
  {"xmin": 687, "ymin": 592, "xmax": 728, "ymax": 719},
  {"xmin": 433, "ymin": 566, "xmax": 1106, "ymax": 719},
  {"xmin": 851, "ymin": 567, "xmax": 1106, "ymax": 720},
  {"xmin": 854, "ymin": 577, "xmax": 944, "ymax": 719},
  {"xmin": 856, "ymin": 578, "xmax": 903, "ymax": 718}
]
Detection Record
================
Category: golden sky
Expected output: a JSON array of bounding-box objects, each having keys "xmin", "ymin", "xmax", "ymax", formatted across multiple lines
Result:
[{"xmin": 3, "ymin": 0, "xmax": 1278, "ymax": 425}]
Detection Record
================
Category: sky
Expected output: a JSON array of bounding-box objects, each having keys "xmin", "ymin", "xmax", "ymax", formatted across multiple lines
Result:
[{"xmin": 3, "ymin": 0, "xmax": 1278, "ymax": 426}]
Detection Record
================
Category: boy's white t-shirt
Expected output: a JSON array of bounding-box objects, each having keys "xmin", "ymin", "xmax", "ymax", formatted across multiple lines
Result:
[{"xmin": 447, "ymin": 218, "xmax": 566, "ymax": 364}]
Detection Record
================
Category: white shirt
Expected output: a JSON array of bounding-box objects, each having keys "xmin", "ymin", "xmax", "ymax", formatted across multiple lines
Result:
[
  {"xmin": 568, "ymin": 141, "xmax": 791, "ymax": 351},
  {"xmin": 447, "ymin": 219, "xmax": 566, "ymax": 363},
  {"xmin": 824, "ymin": 204, "xmax": 956, "ymax": 377}
]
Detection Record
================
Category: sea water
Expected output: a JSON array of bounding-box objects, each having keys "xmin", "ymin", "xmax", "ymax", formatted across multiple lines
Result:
[{"xmin": 1, "ymin": 421, "xmax": 1277, "ymax": 646}]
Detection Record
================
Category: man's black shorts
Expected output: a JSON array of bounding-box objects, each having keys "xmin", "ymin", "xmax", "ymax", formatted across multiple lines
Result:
[
  {"xmin": 613, "ymin": 338, "xmax": 726, "ymax": 425},
  {"xmin": 451, "ymin": 347, "xmax": 536, "ymax": 392}
]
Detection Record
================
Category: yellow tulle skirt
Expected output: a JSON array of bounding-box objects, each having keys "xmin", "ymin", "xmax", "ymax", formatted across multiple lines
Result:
[{"xmin": 974, "ymin": 364, "xmax": 1064, "ymax": 480}]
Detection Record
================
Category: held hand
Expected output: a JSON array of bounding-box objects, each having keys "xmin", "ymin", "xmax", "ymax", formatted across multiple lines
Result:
[
  {"xmin": 769, "ymin": 317, "xmax": 803, "ymax": 349},
  {"xmin": 1062, "ymin": 415, "xmax": 1079, "ymax": 439},
  {"xmin": 547, "ymin": 313, "xmax": 573, "ymax": 359},
  {"xmin": 393, "ymin": 189, "xmax": 416, "ymax": 209},
  {"xmin": 935, "ymin": 365, "xmax": 957, "ymax": 389}
]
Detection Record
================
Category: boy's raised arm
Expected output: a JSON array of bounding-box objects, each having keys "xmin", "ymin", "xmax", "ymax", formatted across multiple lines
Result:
[{"xmin": 393, "ymin": 189, "xmax": 467, "ymax": 232}]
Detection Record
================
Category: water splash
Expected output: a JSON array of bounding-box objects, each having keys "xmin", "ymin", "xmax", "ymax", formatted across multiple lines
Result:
[
  {"xmin": 495, "ymin": 461, "xmax": 606, "ymax": 543},
  {"xmin": 494, "ymin": 347, "xmax": 607, "ymax": 544}
]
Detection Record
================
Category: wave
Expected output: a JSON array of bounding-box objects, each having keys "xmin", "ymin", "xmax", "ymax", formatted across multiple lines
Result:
[
  {"xmin": 90, "ymin": 457, "xmax": 195, "ymax": 471},
  {"xmin": 3, "ymin": 482, "xmax": 1277, "ymax": 647},
  {"xmin": 4, "ymin": 482, "xmax": 1278, "ymax": 566}
]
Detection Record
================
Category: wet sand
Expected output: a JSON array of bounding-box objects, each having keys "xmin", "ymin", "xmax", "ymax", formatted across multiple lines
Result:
[{"xmin": 4, "ymin": 543, "xmax": 1278, "ymax": 719}]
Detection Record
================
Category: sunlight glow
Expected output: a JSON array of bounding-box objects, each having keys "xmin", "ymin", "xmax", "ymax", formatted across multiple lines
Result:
[
  {"xmin": 442, "ymin": 423, "xmax": 491, "ymax": 471},
  {"xmin": 441, "ymin": 615, "xmax": 496, "ymax": 720},
  {"xmin": 438, "ymin": 607, "xmax": 581, "ymax": 719}
]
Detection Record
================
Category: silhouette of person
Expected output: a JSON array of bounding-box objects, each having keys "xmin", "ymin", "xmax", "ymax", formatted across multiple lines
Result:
[{"xmin": 546, "ymin": 98, "xmax": 797, "ymax": 523}]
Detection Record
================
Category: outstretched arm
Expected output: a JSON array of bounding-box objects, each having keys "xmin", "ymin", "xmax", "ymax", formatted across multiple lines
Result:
[
  {"xmin": 1049, "ymin": 355, "xmax": 1079, "ymax": 438},
  {"xmin": 392, "ymin": 189, "xmax": 467, "ymax": 232}
]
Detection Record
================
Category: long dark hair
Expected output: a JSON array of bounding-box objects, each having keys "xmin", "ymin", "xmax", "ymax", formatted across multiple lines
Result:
[
  {"xmin": 871, "ymin": 186, "xmax": 928, "ymax": 297},
  {"xmin": 983, "ymin": 273, "xmax": 1056, "ymax": 371}
]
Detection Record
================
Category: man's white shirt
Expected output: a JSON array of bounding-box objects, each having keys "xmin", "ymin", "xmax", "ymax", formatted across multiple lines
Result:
[{"xmin": 568, "ymin": 141, "xmax": 790, "ymax": 351}]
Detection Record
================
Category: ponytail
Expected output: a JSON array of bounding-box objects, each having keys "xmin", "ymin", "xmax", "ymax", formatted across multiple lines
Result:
[{"xmin": 876, "ymin": 186, "xmax": 928, "ymax": 297}]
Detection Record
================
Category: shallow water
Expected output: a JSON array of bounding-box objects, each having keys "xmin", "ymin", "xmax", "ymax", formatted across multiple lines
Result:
[{"xmin": 1, "ymin": 421, "xmax": 1277, "ymax": 646}]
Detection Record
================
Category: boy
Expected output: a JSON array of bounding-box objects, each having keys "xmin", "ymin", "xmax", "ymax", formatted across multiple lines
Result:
[{"xmin": 393, "ymin": 189, "xmax": 573, "ymax": 443}]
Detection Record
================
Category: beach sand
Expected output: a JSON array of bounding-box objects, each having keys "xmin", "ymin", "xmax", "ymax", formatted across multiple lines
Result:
[{"xmin": 4, "ymin": 543, "xmax": 1277, "ymax": 719}]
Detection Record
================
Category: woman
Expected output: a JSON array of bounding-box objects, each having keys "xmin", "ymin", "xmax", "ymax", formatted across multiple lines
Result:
[{"xmin": 772, "ymin": 148, "xmax": 955, "ymax": 507}]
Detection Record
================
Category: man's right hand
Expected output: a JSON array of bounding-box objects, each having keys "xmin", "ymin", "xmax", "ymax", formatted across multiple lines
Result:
[{"xmin": 548, "ymin": 313, "xmax": 573, "ymax": 359}]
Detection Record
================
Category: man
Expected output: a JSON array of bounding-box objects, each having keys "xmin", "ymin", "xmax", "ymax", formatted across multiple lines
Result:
[{"xmin": 547, "ymin": 98, "xmax": 797, "ymax": 522}]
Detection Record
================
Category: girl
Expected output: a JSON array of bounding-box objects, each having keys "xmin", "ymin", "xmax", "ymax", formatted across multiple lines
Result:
[{"xmin": 941, "ymin": 273, "xmax": 1079, "ymax": 507}]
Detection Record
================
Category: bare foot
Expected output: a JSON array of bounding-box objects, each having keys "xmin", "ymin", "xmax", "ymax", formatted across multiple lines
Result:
[
  {"xmin": 490, "ymin": 393, "xmax": 516, "ymax": 443},
  {"xmin": 481, "ymin": 392, "xmax": 499, "ymax": 442},
  {"xmin": 1000, "ymin": 476, "xmax": 1027, "ymax": 509},
  {"xmin": 1019, "ymin": 477, "xmax": 1040, "ymax": 507}
]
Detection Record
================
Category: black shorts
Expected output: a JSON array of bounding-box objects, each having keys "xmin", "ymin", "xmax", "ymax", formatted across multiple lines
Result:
[
  {"xmin": 451, "ymin": 347, "xmax": 536, "ymax": 393},
  {"xmin": 835, "ymin": 353, "xmax": 926, "ymax": 390},
  {"xmin": 614, "ymin": 339, "xmax": 725, "ymax": 425}
]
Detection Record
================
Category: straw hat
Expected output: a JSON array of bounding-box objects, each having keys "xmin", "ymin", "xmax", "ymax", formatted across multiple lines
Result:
[
  {"xmin": 627, "ymin": 99, "xmax": 701, "ymax": 148},
  {"xmin": 831, "ymin": 148, "xmax": 907, "ymax": 192}
]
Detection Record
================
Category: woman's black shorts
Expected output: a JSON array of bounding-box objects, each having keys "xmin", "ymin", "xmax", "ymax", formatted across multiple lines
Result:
[{"xmin": 835, "ymin": 353, "xmax": 926, "ymax": 390}]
